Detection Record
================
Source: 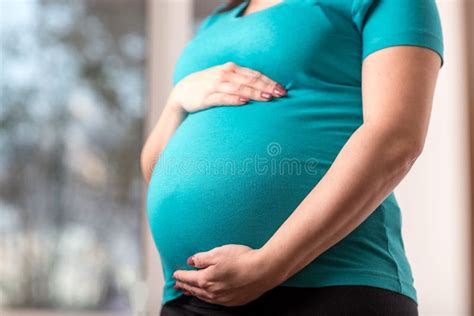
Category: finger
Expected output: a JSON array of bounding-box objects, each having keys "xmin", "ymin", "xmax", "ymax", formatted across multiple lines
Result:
[
  {"xmin": 223, "ymin": 72, "xmax": 286, "ymax": 98},
  {"xmin": 190, "ymin": 251, "xmax": 217, "ymax": 269},
  {"xmin": 231, "ymin": 66, "xmax": 287, "ymax": 97},
  {"xmin": 193, "ymin": 293, "xmax": 220, "ymax": 305},
  {"xmin": 232, "ymin": 65, "xmax": 269, "ymax": 83},
  {"xmin": 173, "ymin": 269, "xmax": 208, "ymax": 288},
  {"xmin": 204, "ymin": 92, "xmax": 249, "ymax": 107},
  {"xmin": 173, "ymin": 284, "xmax": 193, "ymax": 295},
  {"xmin": 175, "ymin": 281, "xmax": 212, "ymax": 300},
  {"xmin": 217, "ymin": 62, "xmax": 286, "ymax": 97},
  {"xmin": 215, "ymin": 82, "xmax": 273, "ymax": 102}
]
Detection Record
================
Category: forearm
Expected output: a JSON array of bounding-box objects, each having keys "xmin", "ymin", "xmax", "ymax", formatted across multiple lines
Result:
[
  {"xmin": 255, "ymin": 122, "xmax": 423, "ymax": 287},
  {"xmin": 140, "ymin": 98, "xmax": 186, "ymax": 184}
]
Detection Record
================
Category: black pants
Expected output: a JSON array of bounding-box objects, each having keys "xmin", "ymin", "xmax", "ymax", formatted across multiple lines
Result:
[{"xmin": 160, "ymin": 285, "xmax": 418, "ymax": 316}]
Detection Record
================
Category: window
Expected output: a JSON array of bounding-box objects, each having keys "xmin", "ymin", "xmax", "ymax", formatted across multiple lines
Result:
[{"xmin": 0, "ymin": 0, "xmax": 146, "ymax": 313}]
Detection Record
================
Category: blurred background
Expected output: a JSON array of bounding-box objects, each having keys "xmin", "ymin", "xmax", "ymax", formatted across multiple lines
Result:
[
  {"xmin": 1, "ymin": 0, "xmax": 473, "ymax": 315},
  {"xmin": 0, "ymin": 0, "xmax": 146, "ymax": 314}
]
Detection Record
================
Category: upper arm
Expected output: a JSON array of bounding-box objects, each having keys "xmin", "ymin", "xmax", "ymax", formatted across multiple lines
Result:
[
  {"xmin": 361, "ymin": 46, "xmax": 441, "ymax": 150},
  {"xmin": 356, "ymin": 0, "xmax": 444, "ymax": 149}
]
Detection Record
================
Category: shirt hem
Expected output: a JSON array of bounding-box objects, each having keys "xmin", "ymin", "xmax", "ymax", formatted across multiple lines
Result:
[
  {"xmin": 280, "ymin": 269, "xmax": 417, "ymax": 305},
  {"xmin": 362, "ymin": 31, "xmax": 444, "ymax": 68},
  {"xmin": 160, "ymin": 269, "xmax": 417, "ymax": 306}
]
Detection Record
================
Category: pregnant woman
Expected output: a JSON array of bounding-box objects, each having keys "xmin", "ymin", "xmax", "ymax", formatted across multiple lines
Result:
[{"xmin": 141, "ymin": 0, "xmax": 444, "ymax": 315}]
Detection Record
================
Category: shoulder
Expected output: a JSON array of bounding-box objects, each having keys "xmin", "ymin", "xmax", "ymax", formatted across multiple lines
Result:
[
  {"xmin": 196, "ymin": 3, "xmax": 230, "ymax": 34},
  {"xmin": 352, "ymin": 0, "xmax": 444, "ymax": 66},
  {"xmin": 304, "ymin": 0, "xmax": 362, "ymax": 17},
  {"xmin": 303, "ymin": 0, "xmax": 443, "ymax": 66},
  {"xmin": 351, "ymin": 0, "xmax": 442, "ymax": 30},
  {"xmin": 299, "ymin": 0, "xmax": 368, "ymax": 27}
]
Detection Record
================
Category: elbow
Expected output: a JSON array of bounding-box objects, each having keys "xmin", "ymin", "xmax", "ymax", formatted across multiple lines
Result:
[
  {"xmin": 140, "ymin": 147, "xmax": 153, "ymax": 184},
  {"xmin": 409, "ymin": 139, "xmax": 424, "ymax": 160},
  {"xmin": 400, "ymin": 137, "xmax": 424, "ymax": 163},
  {"xmin": 375, "ymin": 137, "xmax": 423, "ymax": 183},
  {"xmin": 140, "ymin": 153, "xmax": 149, "ymax": 184},
  {"xmin": 366, "ymin": 122, "xmax": 426, "ymax": 172},
  {"xmin": 140, "ymin": 138, "xmax": 164, "ymax": 184},
  {"xmin": 389, "ymin": 135, "xmax": 425, "ymax": 173}
]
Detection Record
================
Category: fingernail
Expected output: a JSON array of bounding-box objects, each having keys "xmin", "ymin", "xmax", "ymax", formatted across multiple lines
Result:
[
  {"xmin": 273, "ymin": 88, "xmax": 285, "ymax": 97},
  {"xmin": 275, "ymin": 83, "xmax": 287, "ymax": 95},
  {"xmin": 187, "ymin": 256, "xmax": 195, "ymax": 266},
  {"xmin": 277, "ymin": 84, "xmax": 286, "ymax": 90},
  {"xmin": 261, "ymin": 92, "xmax": 272, "ymax": 100},
  {"xmin": 273, "ymin": 85, "xmax": 286, "ymax": 96},
  {"xmin": 239, "ymin": 97, "xmax": 249, "ymax": 102}
]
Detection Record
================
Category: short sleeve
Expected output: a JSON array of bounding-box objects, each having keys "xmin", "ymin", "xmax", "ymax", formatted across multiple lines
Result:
[{"xmin": 353, "ymin": 0, "xmax": 444, "ymax": 68}]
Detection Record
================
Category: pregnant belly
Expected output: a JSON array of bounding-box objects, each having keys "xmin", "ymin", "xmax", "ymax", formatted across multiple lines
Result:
[{"xmin": 146, "ymin": 104, "xmax": 331, "ymax": 275}]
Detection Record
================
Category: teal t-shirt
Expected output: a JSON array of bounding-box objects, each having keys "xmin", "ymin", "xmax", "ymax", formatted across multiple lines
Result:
[{"xmin": 147, "ymin": 0, "xmax": 444, "ymax": 306}]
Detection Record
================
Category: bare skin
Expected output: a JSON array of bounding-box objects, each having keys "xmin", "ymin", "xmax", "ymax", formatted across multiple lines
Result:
[{"xmin": 239, "ymin": 0, "xmax": 284, "ymax": 16}]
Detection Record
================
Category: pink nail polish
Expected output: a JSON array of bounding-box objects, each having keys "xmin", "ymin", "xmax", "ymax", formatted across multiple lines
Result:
[
  {"xmin": 261, "ymin": 92, "xmax": 272, "ymax": 99},
  {"xmin": 274, "ymin": 84, "xmax": 287, "ymax": 96}
]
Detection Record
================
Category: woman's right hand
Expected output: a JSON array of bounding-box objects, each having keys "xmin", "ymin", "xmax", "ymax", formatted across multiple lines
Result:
[{"xmin": 168, "ymin": 61, "xmax": 287, "ymax": 113}]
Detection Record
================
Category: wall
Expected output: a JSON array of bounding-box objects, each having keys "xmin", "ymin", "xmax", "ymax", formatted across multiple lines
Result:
[
  {"xmin": 395, "ymin": 1, "xmax": 471, "ymax": 315},
  {"xmin": 145, "ymin": 0, "xmax": 193, "ymax": 314}
]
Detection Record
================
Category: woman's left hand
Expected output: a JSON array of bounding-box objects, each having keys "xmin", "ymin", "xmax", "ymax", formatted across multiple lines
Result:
[{"xmin": 172, "ymin": 244, "xmax": 282, "ymax": 307}]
